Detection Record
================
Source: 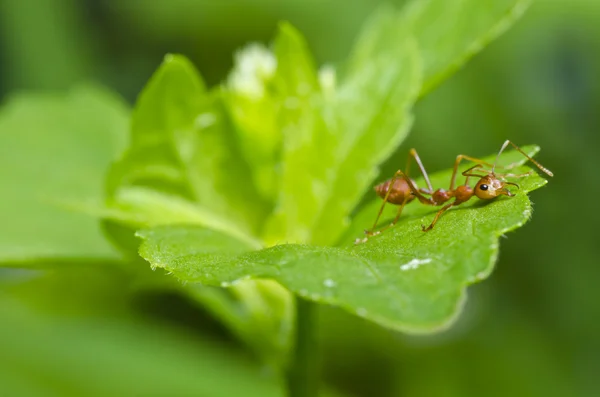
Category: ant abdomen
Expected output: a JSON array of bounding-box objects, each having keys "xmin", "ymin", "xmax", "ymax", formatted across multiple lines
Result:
[{"xmin": 375, "ymin": 178, "xmax": 417, "ymax": 205}]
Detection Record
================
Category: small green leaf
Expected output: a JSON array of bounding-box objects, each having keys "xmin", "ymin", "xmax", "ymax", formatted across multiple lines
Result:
[
  {"xmin": 0, "ymin": 85, "xmax": 128, "ymax": 263},
  {"xmin": 108, "ymin": 54, "xmax": 268, "ymax": 237},
  {"xmin": 272, "ymin": 22, "xmax": 320, "ymax": 95},
  {"xmin": 137, "ymin": 146, "xmax": 551, "ymax": 332},
  {"xmin": 348, "ymin": 0, "xmax": 531, "ymax": 95}
]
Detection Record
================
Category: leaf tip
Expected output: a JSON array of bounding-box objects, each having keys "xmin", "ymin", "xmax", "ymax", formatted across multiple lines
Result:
[
  {"xmin": 276, "ymin": 20, "xmax": 298, "ymax": 35},
  {"xmin": 162, "ymin": 53, "xmax": 188, "ymax": 66},
  {"xmin": 274, "ymin": 20, "xmax": 308, "ymax": 49}
]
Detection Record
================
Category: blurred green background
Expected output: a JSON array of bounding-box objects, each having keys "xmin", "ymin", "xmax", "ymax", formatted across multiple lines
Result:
[{"xmin": 1, "ymin": 0, "xmax": 599, "ymax": 396}]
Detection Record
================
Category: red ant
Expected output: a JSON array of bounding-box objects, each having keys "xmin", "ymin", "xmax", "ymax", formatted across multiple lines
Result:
[{"xmin": 356, "ymin": 140, "xmax": 553, "ymax": 244}]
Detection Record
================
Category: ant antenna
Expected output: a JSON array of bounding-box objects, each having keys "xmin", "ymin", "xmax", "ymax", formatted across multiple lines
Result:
[{"xmin": 492, "ymin": 140, "xmax": 554, "ymax": 177}]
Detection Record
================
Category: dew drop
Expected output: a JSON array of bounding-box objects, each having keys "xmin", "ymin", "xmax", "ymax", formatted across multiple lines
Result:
[
  {"xmin": 400, "ymin": 258, "xmax": 432, "ymax": 271},
  {"xmin": 323, "ymin": 279, "xmax": 336, "ymax": 288}
]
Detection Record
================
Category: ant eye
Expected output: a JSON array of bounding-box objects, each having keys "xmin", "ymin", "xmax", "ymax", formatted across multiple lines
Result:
[{"xmin": 479, "ymin": 184, "xmax": 489, "ymax": 191}]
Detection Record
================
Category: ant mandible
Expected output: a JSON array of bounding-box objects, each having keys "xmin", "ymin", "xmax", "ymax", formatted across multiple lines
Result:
[{"xmin": 356, "ymin": 140, "xmax": 553, "ymax": 244}]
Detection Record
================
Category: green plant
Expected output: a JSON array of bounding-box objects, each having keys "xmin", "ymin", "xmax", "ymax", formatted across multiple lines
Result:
[{"xmin": 0, "ymin": 1, "xmax": 551, "ymax": 396}]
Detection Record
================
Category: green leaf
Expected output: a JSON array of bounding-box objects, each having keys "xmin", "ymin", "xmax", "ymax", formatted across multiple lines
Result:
[
  {"xmin": 137, "ymin": 146, "xmax": 550, "ymax": 332},
  {"xmin": 263, "ymin": 23, "xmax": 422, "ymax": 246},
  {"xmin": 0, "ymin": 85, "xmax": 128, "ymax": 263},
  {"xmin": 107, "ymin": 54, "xmax": 268, "ymax": 238},
  {"xmin": 348, "ymin": 0, "xmax": 531, "ymax": 95}
]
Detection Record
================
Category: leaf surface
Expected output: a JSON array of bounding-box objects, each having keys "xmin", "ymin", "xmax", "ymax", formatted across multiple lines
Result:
[{"xmin": 138, "ymin": 146, "xmax": 550, "ymax": 332}]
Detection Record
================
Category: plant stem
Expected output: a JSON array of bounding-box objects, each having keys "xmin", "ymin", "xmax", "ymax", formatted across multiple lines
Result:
[{"xmin": 286, "ymin": 297, "xmax": 319, "ymax": 397}]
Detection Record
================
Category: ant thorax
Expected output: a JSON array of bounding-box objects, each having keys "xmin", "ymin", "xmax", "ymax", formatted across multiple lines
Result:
[{"xmin": 454, "ymin": 185, "xmax": 474, "ymax": 203}]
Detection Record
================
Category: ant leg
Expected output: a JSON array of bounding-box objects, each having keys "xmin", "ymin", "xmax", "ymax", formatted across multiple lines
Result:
[
  {"xmin": 422, "ymin": 202, "xmax": 456, "ymax": 232},
  {"xmin": 401, "ymin": 151, "xmax": 437, "ymax": 205},
  {"xmin": 450, "ymin": 155, "xmax": 495, "ymax": 190},
  {"xmin": 492, "ymin": 140, "xmax": 553, "ymax": 177},
  {"xmin": 462, "ymin": 166, "xmax": 532, "ymax": 183},
  {"xmin": 365, "ymin": 170, "xmax": 405, "ymax": 237},
  {"xmin": 406, "ymin": 149, "xmax": 434, "ymax": 193},
  {"xmin": 369, "ymin": 193, "xmax": 414, "ymax": 237},
  {"xmin": 461, "ymin": 164, "xmax": 488, "ymax": 186},
  {"xmin": 462, "ymin": 164, "xmax": 487, "ymax": 177}
]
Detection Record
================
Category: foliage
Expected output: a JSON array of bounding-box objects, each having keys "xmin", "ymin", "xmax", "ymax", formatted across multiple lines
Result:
[
  {"xmin": 0, "ymin": 0, "xmax": 559, "ymax": 395},
  {"xmin": 97, "ymin": 0, "xmax": 541, "ymax": 338}
]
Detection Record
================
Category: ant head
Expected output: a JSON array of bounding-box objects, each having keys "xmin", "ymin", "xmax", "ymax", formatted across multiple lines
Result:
[
  {"xmin": 474, "ymin": 174, "xmax": 519, "ymax": 200},
  {"xmin": 475, "ymin": 139, "xmax": 552, "ymax": 200}
]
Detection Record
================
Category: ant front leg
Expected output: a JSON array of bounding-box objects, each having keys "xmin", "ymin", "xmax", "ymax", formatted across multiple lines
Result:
[
  {"xmin": 461, "ymin": 164, "xmax": 488, "ymax": 186},
  {"xmin": 450, "ymin": 155, "xmax": 495, "ymax": 190}
]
